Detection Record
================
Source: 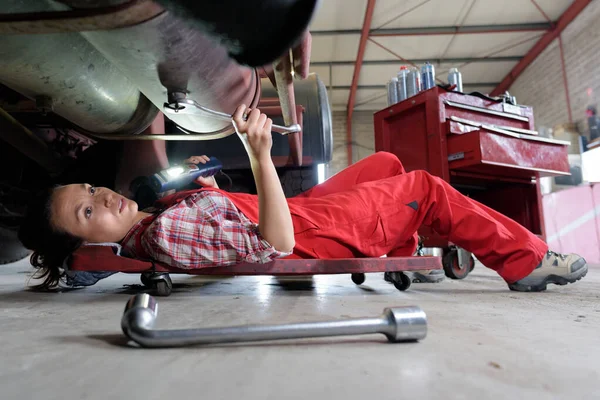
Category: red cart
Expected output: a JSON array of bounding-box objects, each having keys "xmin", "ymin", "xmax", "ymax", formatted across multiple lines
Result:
[
  {"xmin": 69, "ymin": 245, "xmax": 442, "ymax": 296},
  {"xmin": 374, "ymin": 87, "xmax": 570, "ymax": 279}
]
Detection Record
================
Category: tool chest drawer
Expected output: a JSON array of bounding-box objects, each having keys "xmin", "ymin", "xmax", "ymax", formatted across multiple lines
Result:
[
  {"xmin": 440, "ymin": 93, "xmax": 533, "ymax": 132},
  {"xmin": 446, "ymin": 128, "xmax": 571, "ymax": 179}
]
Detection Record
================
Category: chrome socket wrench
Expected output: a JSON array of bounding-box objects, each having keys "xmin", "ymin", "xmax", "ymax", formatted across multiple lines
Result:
[{"xmin": 121, "ymin": 294, "xmax": 427, "ymax": 348}]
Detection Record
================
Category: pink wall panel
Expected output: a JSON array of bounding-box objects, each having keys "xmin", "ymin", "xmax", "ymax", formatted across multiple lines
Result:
[{"xmin": 543, "ymin": 185, "xmax": 600, "ymax": 264}]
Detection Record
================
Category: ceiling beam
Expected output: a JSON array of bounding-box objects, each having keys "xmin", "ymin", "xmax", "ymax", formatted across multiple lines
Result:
[
  {"xmin": 312, "ymin": 56, "xmax": 521, "ymax": 66},
  {"xmin": 332, "ymin": 83, "xmax": 499, "ymax": 90},
  {"xmin": 491, "ymin": 0, "xmax": 592, "ymax": 96},
  {"xmin": 311, "ymin": 22, "xmax": 551, "ymax": 37},
  {"xmin": 346, "ymin": 0, "xmax": 377, "ymax": 166}
]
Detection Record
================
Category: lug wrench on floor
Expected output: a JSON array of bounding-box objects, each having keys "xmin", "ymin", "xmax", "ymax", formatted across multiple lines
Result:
[{"xmin": 121, "ymin": 294, "xmax": 427, "ymax": 348}]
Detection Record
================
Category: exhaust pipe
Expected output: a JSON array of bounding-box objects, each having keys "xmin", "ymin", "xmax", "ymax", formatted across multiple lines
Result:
[{"xmin": 121, "ymin": 294, "xmax": 427, "ymax": 348}]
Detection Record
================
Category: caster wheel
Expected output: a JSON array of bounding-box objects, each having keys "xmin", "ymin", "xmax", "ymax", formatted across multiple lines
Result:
[
  {"xmin": 140, "ymin": 273, "xmax": 153, "ymax": 287},
  {"xmin": 443, "ymin": 248, "xmax": 475, "ymax": 280},
  {"xmin": 390, "ymin": 272, "xmax": 411, "ymax": 291},
  {"xmin": 383, "ymin": 271, "xmax": 393, "ymax": 283},
  {"xmin": 393, "ymin": 273, "xmax": 411, "ymax": 291},
  {"xmin": 351, "ymin": 273, "xmax": 366, "ymax": 285},
  {"xmin": 154, "ymin": 275, "xmax": 173, "ymax": 296}
]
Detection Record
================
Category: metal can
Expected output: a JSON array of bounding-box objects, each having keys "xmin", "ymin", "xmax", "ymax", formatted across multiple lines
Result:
[
  {"xmin": 387, "ymin": 76, "xmax": 399, "ymax": 106},
  {"xmin": 420, "ymin": 62, "xmax": 435, "ymax": 91},
  {"xmin": 448, "ymin": 67, "xmax": 463, "ymax": 92},
  {"xmin": 397, "ymin": 66, "xmax": 409, "ymax": 102},
  {"xmin": 406, "ymin": 68, "xmax": 420, "ymax": 98}
]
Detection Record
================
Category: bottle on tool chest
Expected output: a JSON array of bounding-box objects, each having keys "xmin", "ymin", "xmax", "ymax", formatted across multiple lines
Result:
[
  {"xmin": 420, "ymin": 62, "xmax": 435, "ymax": 91},
  {"xmin": 387, "ymin": 76, "xmax": 399, "ymax": 106},
  {"xmin": 448, "ymin": 68, "xmax": 463, "ymax": 92},
  {"xmin": 397, "ymin": 66, "xmax": 409, "ymax": 102},
  {"xmin": 406, "ymin": 68, "xmax": 420, "ymax": 98}
]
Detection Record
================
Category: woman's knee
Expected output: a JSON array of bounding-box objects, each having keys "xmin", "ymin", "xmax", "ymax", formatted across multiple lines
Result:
[{"xmin": 369, "ymin": 152, "xmax": 404, "ymax": 173}]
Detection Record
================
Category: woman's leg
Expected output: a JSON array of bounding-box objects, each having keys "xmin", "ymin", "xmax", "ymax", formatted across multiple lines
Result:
[
  {"xmin": 291, "ymin": 169, "xmax": 585, "ymax": 290},
  {"xmin": 376, "ymin": 171, "xmax": 585, "ymax": 287},
  {"xmin": 297, "ymin": 152, "xmax": 406, "ymax": 198},
  {"xmin": 300, "ymin": 152, "xmax": 423, "ymax": 266}
]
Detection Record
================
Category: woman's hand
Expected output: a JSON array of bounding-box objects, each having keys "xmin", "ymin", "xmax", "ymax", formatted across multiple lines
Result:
[
  {"xmin": 182, "ymin": 155, "xmax": 219, "ymax": 189},
  {"xmin": 231, "ymin": 104, "xmax": 294, "ymax": 253},
  {"xmin": 232, "ymin": 105, "xmax": 273, "ymax": 163}
]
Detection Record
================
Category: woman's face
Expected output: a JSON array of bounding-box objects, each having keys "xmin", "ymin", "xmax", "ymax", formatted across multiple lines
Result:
[{"xmin": 50, "ymin": 184, "xmax": 142, "ymax": 243}]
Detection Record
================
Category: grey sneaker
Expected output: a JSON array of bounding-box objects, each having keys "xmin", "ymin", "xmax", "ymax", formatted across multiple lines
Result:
[
  {"xmin": 508, "ymin": 251, "xmax": 587, "ymax": 292},
  {"xmin": 384, "ymin": 269, "xmax": 445, "ymax": 284},
  {"xmin": 411, "ymin": 269, "xmax": 446, "ymax": 283},
  {"xmin": 410, "ymin": 238, "xmax": 445, "ymax": 283}
]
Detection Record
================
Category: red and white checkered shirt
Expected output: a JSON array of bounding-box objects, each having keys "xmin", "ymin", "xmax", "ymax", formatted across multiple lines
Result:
[{"xmin": 120, "ymin": 191, "xmax": 290, "ymax": 269}]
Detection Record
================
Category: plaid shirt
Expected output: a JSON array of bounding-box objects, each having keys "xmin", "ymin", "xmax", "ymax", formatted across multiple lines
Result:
[{"xmin": 121, "ymin": 191, "xmax": 290, "ymax": 269}]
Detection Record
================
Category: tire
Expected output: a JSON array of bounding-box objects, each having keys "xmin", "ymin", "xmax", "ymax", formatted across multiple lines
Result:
[
  {"xmin": 279, "ymin": 166, "xmax": 318, "ymax": 197},
  {"xmin": 0, "ymin": 227, "xmax": 30, "ymax": 265}
]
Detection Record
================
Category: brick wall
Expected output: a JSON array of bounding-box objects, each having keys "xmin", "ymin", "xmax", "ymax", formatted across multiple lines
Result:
[
  {"xmin": 329, "ymin": 110, "xmax": 376, "ymax": 176},
  {"xmin": 509, "ymin": 0, "xmax": 600, "ymax": 132}
]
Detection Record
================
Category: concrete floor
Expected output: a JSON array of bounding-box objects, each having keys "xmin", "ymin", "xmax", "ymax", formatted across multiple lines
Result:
[{"xmin": 1, "ymin": 258, "xmax": 599, "ymax": 400}]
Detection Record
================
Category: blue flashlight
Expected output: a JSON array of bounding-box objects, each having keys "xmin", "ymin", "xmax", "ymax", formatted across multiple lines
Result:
[{"xmin": 149, "ymin": 157, "xmax": 222, "ymax": 193}]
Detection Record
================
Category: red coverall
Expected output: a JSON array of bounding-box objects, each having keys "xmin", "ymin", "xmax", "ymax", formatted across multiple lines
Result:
[{"xmin": 163, "ymin": 152, "xmax": 548, "ymax": 283}]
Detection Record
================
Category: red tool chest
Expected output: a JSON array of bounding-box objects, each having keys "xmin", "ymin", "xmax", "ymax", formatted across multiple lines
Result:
[{"xmin": 374, "ymin": 87, "xmax": 571, "ymax": 278}]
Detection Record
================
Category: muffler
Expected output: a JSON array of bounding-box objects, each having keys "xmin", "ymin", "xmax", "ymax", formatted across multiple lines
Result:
[
  {"xmin": 0, "ymin": 0, "xmax": 159, "ymax": 135},
  {"xmin": 78, "ymin": 10, "xmax": 261, "ymax": 138}
]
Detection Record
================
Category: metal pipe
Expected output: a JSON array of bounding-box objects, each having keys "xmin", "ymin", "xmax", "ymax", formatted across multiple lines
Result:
[
  {"xmin": 85, "ymin": 132, "xmax": 285, "ymax": 141},
  {"xmin": 491, "ymin": 0, "xmax": 592, "ymax": 96},
  {"xmin": 530, "ymin": 0, "xmax": 554, "ymax": 25},
  {"xmin": 558, "ymin": 35, "xmax": 573, "ymax": 123},
  {"xmin": 330, "ymin": 83, "xmax": 499, "ymax": 90},
  {"xmin": 347, "ymin": 0, "xmax": 377, "ymax": 167},
  {"xmin": 312, "ymin": 56, "xmax": 522, "ymax": 66},
  {"xmin": 273, "ymin": 52, "xmax": 303, "ymax": 165},
  {"xmin": 310, "ymin": 22, "xmax": 552, "ymax": 36},
  {"xmin": 121, "ymin": 294, "xmax": 427, "ymax": 348}
]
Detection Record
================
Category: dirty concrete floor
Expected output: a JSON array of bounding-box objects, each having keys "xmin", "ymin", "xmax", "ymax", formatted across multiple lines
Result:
[{"xmin": 1, "ymin": 258, "xmax": 599, "ymax": 400}]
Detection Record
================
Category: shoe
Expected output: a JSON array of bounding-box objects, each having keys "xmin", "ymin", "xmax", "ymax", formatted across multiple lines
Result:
[
  {"xmin": 508, "ymin": 251, "xmax": 587, "ymax": 292},
  {"xmin": 411, "ymin": 269, "xmax": 446, "ymax": 283},
  {"xmin": 384, "ymin": 238, "xmax": 446, "ymax": 284},
  {"xmin": 384, "ymin": 269, "xmax": 445, "ymax": 284}
]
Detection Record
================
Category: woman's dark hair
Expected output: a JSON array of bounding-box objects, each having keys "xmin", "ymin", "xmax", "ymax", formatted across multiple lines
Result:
[{"xmin": 18, "ymin": 187, "xmax": 83, "ymax": 290}]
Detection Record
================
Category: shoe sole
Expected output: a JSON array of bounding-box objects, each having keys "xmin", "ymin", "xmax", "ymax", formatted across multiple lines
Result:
[{"xmin": 508, "ymin": 262, "xmax": 588, "ymax": 292}]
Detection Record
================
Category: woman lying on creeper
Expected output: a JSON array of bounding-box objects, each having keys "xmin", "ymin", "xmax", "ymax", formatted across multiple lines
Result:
[{"xmin": 19, "ymin": 105, "xmax": 588, "ymax": 292}]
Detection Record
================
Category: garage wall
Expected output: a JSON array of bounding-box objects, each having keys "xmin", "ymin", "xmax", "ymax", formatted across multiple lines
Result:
[
  {"xmin": 509, "ymin": 0, "xmax": 600, "ymax": 131},
  {"xmin": 329, "ymin": 110, "xmax": 376, "ymax": 176},
  {"xmin": 543, "ymin": 183, "xmax": 600, "ymax": 263}
]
